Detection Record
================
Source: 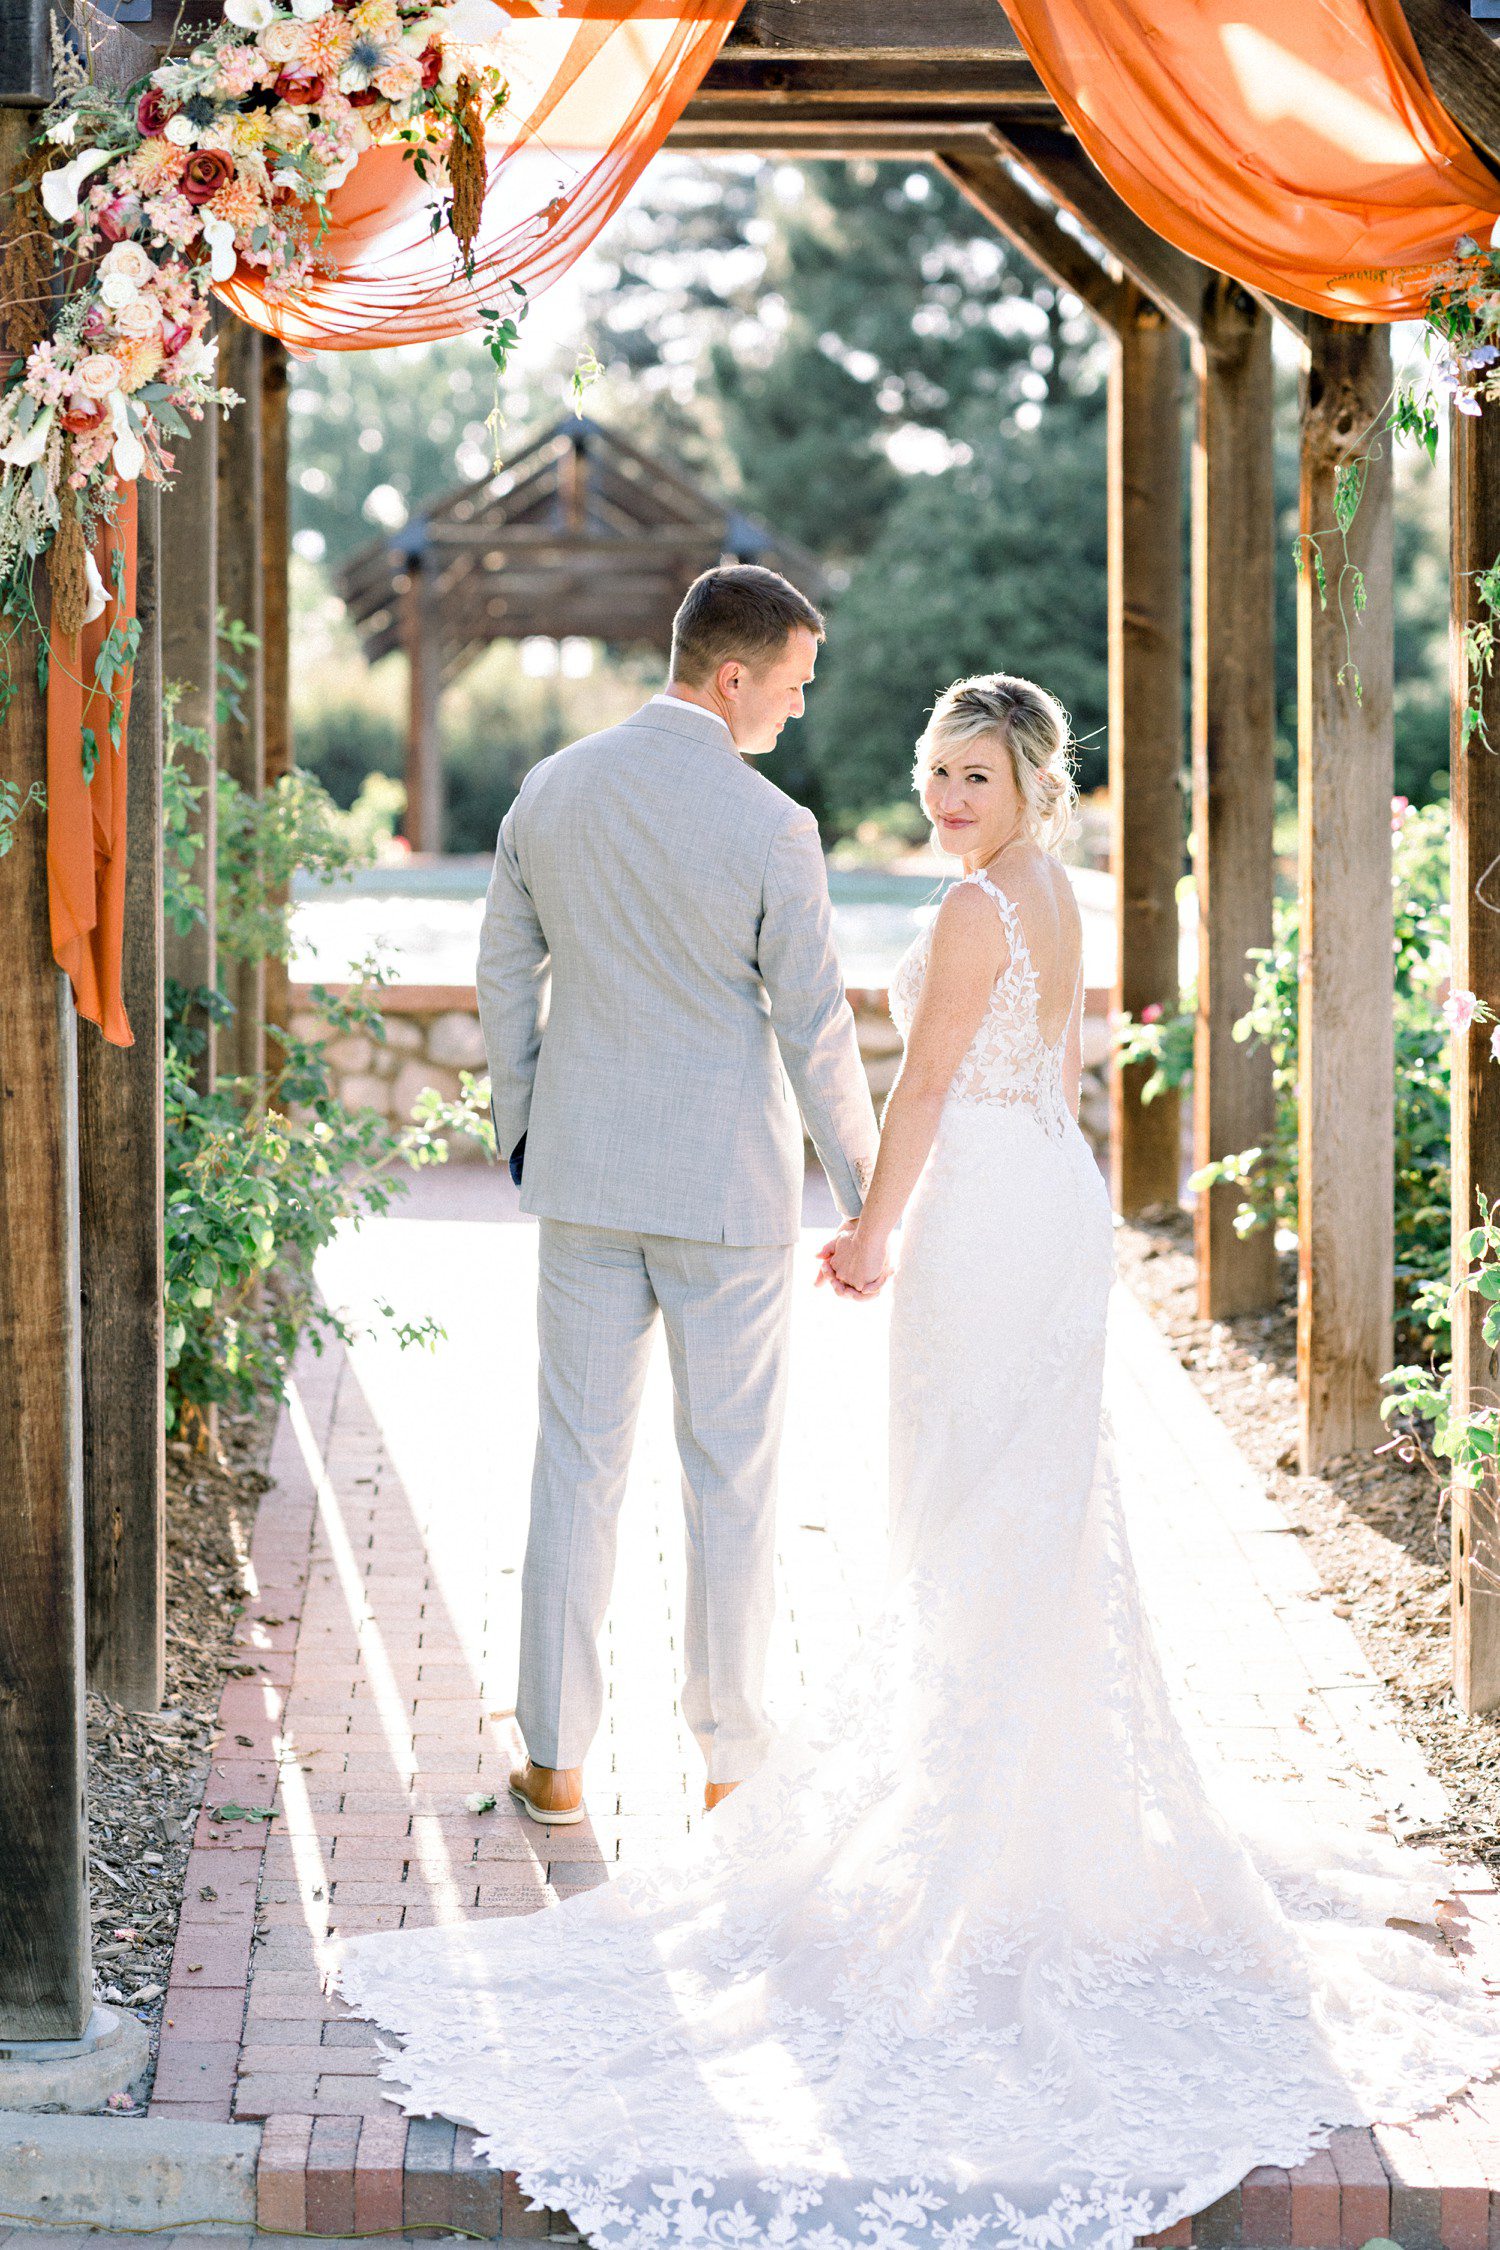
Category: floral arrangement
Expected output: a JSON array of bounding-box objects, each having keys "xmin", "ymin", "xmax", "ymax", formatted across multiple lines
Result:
[{"xmin": 0, "ymin": 0, "xmax": 537, "ymax": 666}]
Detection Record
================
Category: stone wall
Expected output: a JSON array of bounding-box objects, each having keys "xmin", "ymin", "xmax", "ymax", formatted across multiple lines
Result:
[{"xmin": 289, "ymin": 982, "xmax": 1113, "ymax": 1163}]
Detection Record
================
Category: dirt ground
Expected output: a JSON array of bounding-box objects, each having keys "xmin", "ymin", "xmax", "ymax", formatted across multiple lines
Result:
[
  {"xmin": 84, "ymin": 1406, "xmax": 273, "ymax": 2104},
  {"xmin": 1116, "ymin": 1206, "xmax": 1500, "ymax": 1883}
]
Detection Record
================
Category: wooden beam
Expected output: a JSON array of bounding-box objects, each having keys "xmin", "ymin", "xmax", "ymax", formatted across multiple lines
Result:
[
  {"xmin": 1450, "ymin": 396, "xmax": 1500, "ymax": 1714},
  {"xmin": 987, "ymin": 122, "xmax": 1213, "ymax": 337},
  {"xmin": 724, "ymin": 0, "xmax": 1026, "ymax": 61},
  {"xmin": 1296, "ymin": 320, "xmax": 1394, "ymax": 1472},
  {"xmin": 216, "ymin": 319, "xmax": 265, "ymax": 1090},
  {"xmin": 935, "ymin": 149, "xmax": 1127, "ymax": 328},
  {"xmin": 692, "ymin": 57, "xmax": 1045, "ymax": 103},
  {"xmin": 672, "ymin": 120, "xmax": 1031, "ymax": 157},
  {"xmin": 261, "ymin": 339, "xmax": 291, "ymax": 1061},
  {"xmin": 1191, "ymin": 281, "xmax": 1279, "ymax": 1318},
  {"xmin": 79, "ymin": 483, "xmax": 165, "ymax": 1713},
  {"xmin": 159, "ymin": 403, "xmax": 218, "ymax": 1093},
  {"xmin": 0, "ymin": 104, "xmax": 91, "ymax": 2045},
  {"xmin": 404, "ymin": 562, "xmax": 442, "ymax": 854},
  {"xmin": 1110, "ymin": 286, "xmax": 1186, "ymax": 1215},
  {"xmin": 1398, "ymin": 0, "xmax": 1500, "ymax": 181}
]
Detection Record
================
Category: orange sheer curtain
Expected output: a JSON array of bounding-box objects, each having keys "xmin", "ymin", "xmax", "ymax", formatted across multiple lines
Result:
[
  {"xmin": 219, "ymin": 0, "xmax": 745, "ymax": 350},
  {"xmin": 48, "ymin": 482, "xmax": 137, "ymax": 1045},
  {"xmin": 998, "ymin": 0, "xmax": 1500, "ymax": 321}
]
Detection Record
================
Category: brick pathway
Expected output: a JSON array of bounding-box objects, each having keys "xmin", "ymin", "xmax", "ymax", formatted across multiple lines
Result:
[{"xmin": 150, "ymin": 1168, "xmax": 1500, "ymax": 2246}]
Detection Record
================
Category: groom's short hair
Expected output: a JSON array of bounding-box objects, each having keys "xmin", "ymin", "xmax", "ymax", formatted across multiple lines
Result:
[{"xmin": 669, "ymin": 565, "xmax": 825, "ymax": 689}]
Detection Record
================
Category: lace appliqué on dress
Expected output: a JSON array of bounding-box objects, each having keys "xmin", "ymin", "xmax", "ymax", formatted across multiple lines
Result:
[{"xmin": 889, "ymin": 872, "xmax": 1070, "ymax": 1140}]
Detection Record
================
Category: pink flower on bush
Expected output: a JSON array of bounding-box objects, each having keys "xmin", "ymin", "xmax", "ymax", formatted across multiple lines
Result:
[
  {"xmin": 1391, "ymin": 794, "xmax": 1410, "ymax": 833},
  {"xmin": 1445, "ymin": 988, "xmax": 1479, "ymax": 1032},
  {"xmin": 1491, "ymin": 1025, "xmax": 1500, "ymax": 1067},
  {"xmin": 1141, "ymin": 1001, "xmax": 1164, "ymax": 1025}
]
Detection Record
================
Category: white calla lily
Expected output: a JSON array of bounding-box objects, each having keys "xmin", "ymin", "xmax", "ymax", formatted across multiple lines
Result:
[
  {"xmin": 82, "ymin": 549, "xmax": 109, "ymax": 626},
  {"xmin": 202, "ymin": 218, "xmax": 239, "ymax": 284},
  {"xmin": 108, "ymin": 394, "xmax": 145, "ymax": 483},
  {"xmin": 40, "ymin": 148, "xmax": 112, "ymax": 224},
  {"xmin": 0, "ymin": 402, "xmax": 56, "ymax": 470}
]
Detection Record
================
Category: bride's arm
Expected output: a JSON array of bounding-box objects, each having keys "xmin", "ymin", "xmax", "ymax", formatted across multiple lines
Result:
[{"xmin": 824, "ymin": 885, "xmax": 1003, "ymax": 1296}]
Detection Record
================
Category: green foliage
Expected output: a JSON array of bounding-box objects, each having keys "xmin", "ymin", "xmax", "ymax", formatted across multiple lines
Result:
[
  {"xmin": 798, "ymin": 389, "xmax": 1108, "ymax": 819},
  {"xmin": 1115, "ymin": 801, "xmax": 1455, "ymax": 1360},
  {"xmin": 1384, "ymin": 1193, "xmax": 1500, "ymax": 1490},
  {"xmin": 162, "ymin": 632, "xmax": 480, "ymax": 1438}
]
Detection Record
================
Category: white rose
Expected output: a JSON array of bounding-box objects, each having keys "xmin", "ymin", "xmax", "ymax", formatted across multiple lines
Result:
[
  {"xmin": 100, "ymin": 240, "xmax": 155, "ymax": 286},
  {"xmin": 224, "ymin": 0, "xmax": 276, "ymax": 25},
  {"xmin": 114, "ymin": 297, "xmax": 161, "ymax": 338},
  {"xmin": 39, "ymin": 147, "xmax": 112, "ymax": 223},
  {"xmin": 98, "ymin": 270, "xmax": 141, "ymax": 311},
  {"xmin": 288, "ymin": 0, "xmax": 333, "ymax": 18},
  {"xmin": 438, "ymin": 0, "xmax": 509, "ymax": 40},
  {"xmin": 164, "ymin": 112, "xmax": 197, "ymax": 146}
]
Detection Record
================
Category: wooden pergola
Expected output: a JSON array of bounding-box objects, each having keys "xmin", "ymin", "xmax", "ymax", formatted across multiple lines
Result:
[
  {"xmin": 335, "ymin": 414, "xmax": 822, "ymax": 851},
  {"xmin": 5, "ymin": 0, "xmax": 1500, "ymax": 2044}
]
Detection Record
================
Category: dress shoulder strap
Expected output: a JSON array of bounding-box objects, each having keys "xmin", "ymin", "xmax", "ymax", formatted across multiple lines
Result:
[{"xmin": 961, "ymin": 869, "xmax": 1030, "ymax": 971}]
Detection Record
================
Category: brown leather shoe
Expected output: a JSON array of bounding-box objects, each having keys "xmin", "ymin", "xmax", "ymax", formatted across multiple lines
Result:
[
  {"xmin": 509, "ymin": 1759, "xmax": 585, "ymax": 1826},
  {"xmin": 704, "ymin": 1781, "xmax": 740, "ymax": 1812}
]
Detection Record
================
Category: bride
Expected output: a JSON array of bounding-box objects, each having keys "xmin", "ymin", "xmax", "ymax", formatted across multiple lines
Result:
[{"xmin": 334, "ymin": 672, "xmax": 1499, "ymax": 2250}]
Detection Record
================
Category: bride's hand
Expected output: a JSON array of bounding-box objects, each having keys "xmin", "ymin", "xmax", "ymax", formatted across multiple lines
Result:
[{"xmin": 818, "ymin": 1221, "xmax": 892, "ymax": 1299}]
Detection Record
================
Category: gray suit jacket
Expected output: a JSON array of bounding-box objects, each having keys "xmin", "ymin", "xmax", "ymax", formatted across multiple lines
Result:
[{"xmin": 476, "ymin": 699, "xmax": 879, "ymax": 1247}]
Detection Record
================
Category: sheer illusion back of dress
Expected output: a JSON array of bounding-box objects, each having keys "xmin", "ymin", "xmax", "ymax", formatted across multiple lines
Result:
[{"xmin": 333, "ymin": 855, "xmax": 1500, "ymax": 2250}]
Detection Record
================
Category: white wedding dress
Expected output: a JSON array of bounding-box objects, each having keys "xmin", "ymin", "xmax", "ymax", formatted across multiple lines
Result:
[{"xmin": 334, "ymin": 867, "xmax": 1500, "ymax": 2250}]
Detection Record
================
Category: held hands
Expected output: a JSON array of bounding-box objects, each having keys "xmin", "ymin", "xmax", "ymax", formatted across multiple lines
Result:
[{"xmin": 815, "ymin": 1217, "xmax": 894, "ymax": 1300}]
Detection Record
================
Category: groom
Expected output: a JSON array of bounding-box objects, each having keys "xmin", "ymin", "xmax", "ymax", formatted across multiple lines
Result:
[{"xmin": 477, "ymin": 564, "xmax": 879, "ymax": 1824}]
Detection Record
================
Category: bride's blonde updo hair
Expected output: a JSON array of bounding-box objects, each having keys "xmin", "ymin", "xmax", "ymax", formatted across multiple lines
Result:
[{"xmin": 915, "ymin": 672, "xmax": 1078, "ymax": 852}]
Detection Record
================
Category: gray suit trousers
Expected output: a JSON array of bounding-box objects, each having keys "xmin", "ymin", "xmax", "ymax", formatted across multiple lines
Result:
[{"xmin": 518, "ymin": 1220, "xmax": 796, "ymax": 1784}]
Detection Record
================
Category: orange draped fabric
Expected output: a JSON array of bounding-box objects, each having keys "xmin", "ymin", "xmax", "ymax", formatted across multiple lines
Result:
[
  {"xmin": 998, "ymin": 0, "xmax": 1500, "ymax": 321},
  {"xmin": 219, "ymin": 0, "xmax": 745, "ymax": 350},
  {"xmin": 47, "ymin": 481, "xmax": 137, "ymax": 1047}
]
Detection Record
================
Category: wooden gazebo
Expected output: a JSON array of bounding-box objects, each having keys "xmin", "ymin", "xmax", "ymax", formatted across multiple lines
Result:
[
  {"xmin": 8, "ymin": 0, "xmax": 1500, "ymax": 2058},
  {"xmin": 334, "ymin": 415, "xmax": 822, "ymax": 852}
]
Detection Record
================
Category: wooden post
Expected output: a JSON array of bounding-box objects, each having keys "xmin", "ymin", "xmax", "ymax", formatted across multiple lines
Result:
[
  {"xmin": 160, "ymin": 403, "xmax": 218, "ymax": 1092},
  {"xmin": 1296, "ymin": 320, "xmax": 1394, "ymax": 1471},
  {"xmin": 78, "ymin": 485, "xmax": 166, "ymax": 1711},
  {"xmin": 1191, "ymin": 281, "xmax": 1278, "ymax": 1317},
  {"xmin": 1109, "ymin": 286, "xmax": 1185, "ymax": 1213},
  {"xmin": 216, "ymin": 320, "xmax": 265, "ymax": 1088},
  {"xmin": 261, "ymin": 338, "xmax": 291, "ymax": 1060},
  {"xmin": 403, "ymin": 555, "xmax": 442, "ymax": 854},
  {"xmin": 0, "ymin": 99, "xmax": 93, "ymax": 2041},
  {"xmin": 1451, "ymin": 399, "xmax": 1500, "ymax": 1714}
]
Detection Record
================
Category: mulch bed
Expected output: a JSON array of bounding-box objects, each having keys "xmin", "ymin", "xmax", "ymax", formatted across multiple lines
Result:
[
  {"xmin": 1116, "ymin": 1206, "xmax": 1500, "ymax": 1883},
  {"xmin": 85, "ymin": 1405, "xmax": 275, "ymax": 2106}
]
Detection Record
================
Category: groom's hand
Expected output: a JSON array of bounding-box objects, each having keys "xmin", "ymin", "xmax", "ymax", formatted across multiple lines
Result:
[{"xmin": 816, "ymin": 1220, "xmax": 891, "ymax": 1299}]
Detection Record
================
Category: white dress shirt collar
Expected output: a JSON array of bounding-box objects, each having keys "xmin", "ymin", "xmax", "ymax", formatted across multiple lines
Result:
[{"xmin": 648, "ymin": 692, "xmax": 733, "ymax": 740}]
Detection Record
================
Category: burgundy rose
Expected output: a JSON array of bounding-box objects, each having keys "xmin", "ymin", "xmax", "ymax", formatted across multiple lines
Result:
[
  {"xmin": 179, "ymin": 148, "xmax": 235, "ymax": 206},
  {"xmin": 347, "ymin": 85, "xmax": 382, "ymax": 107},
  {"xmin": 160, "ymin": 318, "xmax": 194, "ymax": 357},
  {"xmin": 418, "ymin": 42, "xmax": 441, "ymax": 89},
  {"xmin": 59, "ymin": 400, "xmax": 107, "ymax": 437},
  {"xmin": 81, "ymin": 303, "xmax": 109, "ymax": 340},
  {"xmin": 274, "ymin": 65, "xmax": 326, "ymax": 106},
  {"xmin": 136, "ymin": 86, "xmax": 174, "ymax": 137}
]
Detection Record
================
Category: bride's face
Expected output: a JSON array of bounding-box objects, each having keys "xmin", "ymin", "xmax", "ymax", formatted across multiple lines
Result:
[{"xmin": 918, "ymin": 732, "xmax": 1023, "ymax": 866}]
